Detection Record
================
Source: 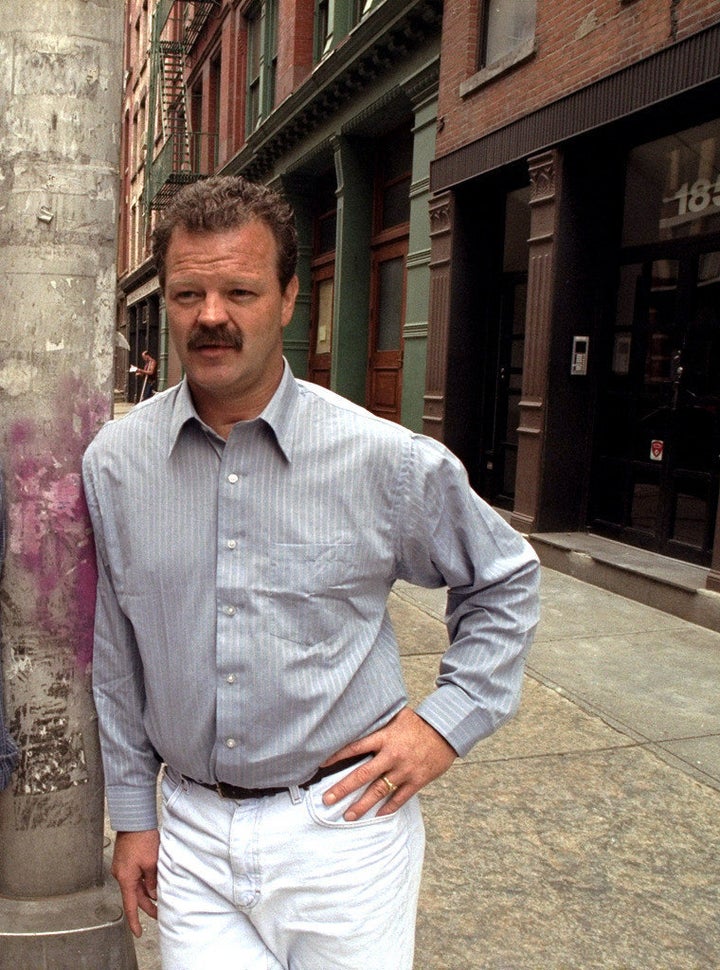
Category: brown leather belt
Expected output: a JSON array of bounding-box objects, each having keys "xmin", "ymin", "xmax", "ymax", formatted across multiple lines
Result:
[{"xmin": 182, "ymin": 753, "xmax": 367, "ymax": 800}]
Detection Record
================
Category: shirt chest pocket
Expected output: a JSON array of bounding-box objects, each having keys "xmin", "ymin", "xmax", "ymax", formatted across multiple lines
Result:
[{"xmin": 262, "ymin": 541, "xmax": 358, "ymax": 646}]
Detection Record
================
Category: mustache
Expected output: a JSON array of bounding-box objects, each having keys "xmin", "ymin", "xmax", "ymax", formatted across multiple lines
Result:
[{"xmin": 186, "ymin": 324, "xmax": 243, "ymax": 352}]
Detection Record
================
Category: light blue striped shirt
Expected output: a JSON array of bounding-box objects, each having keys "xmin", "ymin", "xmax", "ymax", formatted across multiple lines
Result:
[{"xmin": 83, "ymin": 363, "xmax": 539, "ymax": 831}]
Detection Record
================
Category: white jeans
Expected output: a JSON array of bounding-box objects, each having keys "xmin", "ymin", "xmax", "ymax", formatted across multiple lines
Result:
[{"xmin": 157, "ymin": 763, "xmax": 425, "ymax": 969}]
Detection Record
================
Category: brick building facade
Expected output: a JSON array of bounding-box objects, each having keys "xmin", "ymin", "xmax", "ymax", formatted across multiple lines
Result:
[
  {"xmin": 426, "ymin": 0, "xmax": 720, "ymax": 582},
  {"xmin": 118, "ymin": 0, "xmax": 720, "ymax": 580}
]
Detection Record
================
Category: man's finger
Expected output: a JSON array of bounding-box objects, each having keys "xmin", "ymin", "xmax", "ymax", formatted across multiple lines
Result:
[
  {"xmin": 343, "ymin": 776, "xmax": 409, "ymax": 821},
  {"xmin": 119, "ymin": 886, "xmax": 144, "ymax": 938},
  {"xmin": 111, "ymin": 829, "xmax": 160, "ymax": 939},
  {"xmin": 137, "ymin": 889, "xmax": 158, "ymax": 923}
]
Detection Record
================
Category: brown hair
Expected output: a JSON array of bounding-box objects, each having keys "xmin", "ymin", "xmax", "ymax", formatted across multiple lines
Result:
[{"xmin": 151, "ymin": 175, "xmax": 298, "ymax": 291}]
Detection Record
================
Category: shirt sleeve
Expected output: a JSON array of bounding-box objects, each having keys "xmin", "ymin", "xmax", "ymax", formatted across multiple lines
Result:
[
  {"xmin": 82, "ymin": 447, "xmax": 161, "ymax": 831},
  {"xmin": 396, "ymin": 434, "xmax": 541, "ymax": 757}
]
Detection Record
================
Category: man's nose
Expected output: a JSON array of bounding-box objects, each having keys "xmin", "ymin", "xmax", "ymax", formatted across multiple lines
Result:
[{"xmin": 197, "ymin": 292, "xmax": 228, "ymax": 323}]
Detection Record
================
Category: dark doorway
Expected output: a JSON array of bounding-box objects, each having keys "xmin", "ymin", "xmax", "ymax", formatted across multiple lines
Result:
[
  {"xmin": 591, "ymin": 242, "xmax": 720, "ymax": 564},
  {"xmin": 482, "ymin": 185, "xmax": 530, "ymax": 508}
]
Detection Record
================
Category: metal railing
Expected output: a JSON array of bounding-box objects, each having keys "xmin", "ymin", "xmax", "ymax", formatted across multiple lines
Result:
[{"xmin": 146, "ymin": 130, "xmax": 219, "ymax": 209}]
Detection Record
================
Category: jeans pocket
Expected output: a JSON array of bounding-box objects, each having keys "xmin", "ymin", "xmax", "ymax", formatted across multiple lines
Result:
[
  {"xmin": 304, "ymin": 776, "xmax": 399, "ymax": 829},
  {"xmin": 160, "ymin": 769, "xmax": 186, "ymax": 815}
]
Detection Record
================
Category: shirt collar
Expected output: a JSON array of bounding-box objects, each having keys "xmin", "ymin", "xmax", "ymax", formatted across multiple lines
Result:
[
  {"xmin": 167, "ymin": 359, "xmax": 299, "ymax": 461},
  {"xmin": 259, "ymin": 360, "xmax": 298, "ymax": 462}
]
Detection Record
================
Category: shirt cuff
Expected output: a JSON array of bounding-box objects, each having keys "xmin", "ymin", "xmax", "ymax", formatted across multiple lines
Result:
[
  {"xmin": 106, "ymin": 784, "xmax": 160, "ymax": 832},
  {"xmin": 415, "ymin": 683, "xmax": 512, "ymax": 757}
]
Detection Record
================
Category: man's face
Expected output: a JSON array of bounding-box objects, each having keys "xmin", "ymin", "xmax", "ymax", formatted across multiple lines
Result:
[{"xmin": 164, "ymin": 220, "xmax": 298, "ymax": 420}]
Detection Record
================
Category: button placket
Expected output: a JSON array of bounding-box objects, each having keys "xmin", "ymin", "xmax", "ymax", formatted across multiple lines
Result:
[{"xmin": 216, "ymin": 443, "xmax": 250, "ymax": 777}]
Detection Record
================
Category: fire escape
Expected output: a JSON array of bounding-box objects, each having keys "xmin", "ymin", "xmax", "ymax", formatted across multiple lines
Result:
[{"xmin": 144, "ymin": 0, "xmax": 220, "ymax": 211}]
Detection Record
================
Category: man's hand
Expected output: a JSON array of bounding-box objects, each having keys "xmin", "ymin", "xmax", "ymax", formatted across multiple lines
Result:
[
  {"xmin": 111, "ymin": 829, "xmax": 160, "ymax": 938},
  {"xmin": 321, "ymin": 707, "xmax": 457, "ymax": 820}
]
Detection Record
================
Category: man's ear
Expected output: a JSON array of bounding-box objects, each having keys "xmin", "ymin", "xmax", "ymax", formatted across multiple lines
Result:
[{"xmin": 281, "ymin": 275, "xmax": 300, "ymax": 328}]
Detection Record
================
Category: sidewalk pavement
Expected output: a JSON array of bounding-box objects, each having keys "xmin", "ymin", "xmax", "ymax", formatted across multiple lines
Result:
[{"xmin": 122, "ymin": 566, "xmax": 720, "ymax": 969}]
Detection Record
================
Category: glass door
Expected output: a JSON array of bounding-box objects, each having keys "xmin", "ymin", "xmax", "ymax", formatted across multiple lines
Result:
[{"xmin": 591, "ymin": 247, "xmax": 720, "ymax": 563}]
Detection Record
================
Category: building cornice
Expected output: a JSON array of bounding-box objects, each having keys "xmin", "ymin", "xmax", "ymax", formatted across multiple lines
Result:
[
  {"xmin": 222, "ymin": 0, "xmax": 442, "ymax": 181},
  {"xmin": 118, "ymin": 256, "xmax": 158, "ymax": 297}
]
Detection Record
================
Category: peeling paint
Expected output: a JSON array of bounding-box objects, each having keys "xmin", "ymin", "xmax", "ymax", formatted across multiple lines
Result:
[
  {"xmin": 2, "ymin": 626, "xmax": 94, "ymax": 806},
  {"xmin": 0, "ymin": 361, "xmax": 39, "ymax": 396},
  {"xmin": 575, "ymin": 12, "xmax": 599, "ymax": 40},
  {"xmin": 5, "ymin": 376, "xmax": 106, "ymax": 670}
]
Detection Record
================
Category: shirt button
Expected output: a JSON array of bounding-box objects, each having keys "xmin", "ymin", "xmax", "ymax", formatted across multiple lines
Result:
[
  {"xmin": 223, "ymin": 605, "xmax": 236, "ymax": 616},
  {"xmin": 225, "ymin": 738, "xmax": 237, "ymax": 749},
  {"xmin": 227, "ymin": 473, "xmax": 239, "ymax": 484},
  {"xmin": 227, "ymin": 539, "xmax": 237, "ymax": 550},
  {"xmin": 226, "ymin": 673, "xmax": 237, "ymax": 684}
]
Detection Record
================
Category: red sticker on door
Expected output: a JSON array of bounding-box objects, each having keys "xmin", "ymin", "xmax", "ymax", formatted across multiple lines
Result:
[{"xmin": 650, "ymin": 439, "xmax": 664, "ymax": 461}]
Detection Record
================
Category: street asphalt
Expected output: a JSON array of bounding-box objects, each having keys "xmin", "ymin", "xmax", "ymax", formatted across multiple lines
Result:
[{"xmin": 116, "ymin": 566, "xmax": 720, "ymax": 969}]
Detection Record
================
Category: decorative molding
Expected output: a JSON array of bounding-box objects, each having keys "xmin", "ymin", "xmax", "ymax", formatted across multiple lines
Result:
[
  {"xmin": 402, "ymin": 58, "xmax": 440, "ymax": 107},
  {"xmin": 403, "ymin": 320, "xmax": 428, "ymax": 339},
  {"xmin": 428, "ymin": 200, "xmax": 451, "ymax": 232},
  {"xmin": 224, "ymin": 0, "xmax": 442, "ymax": 182},
  {"xmin": 341, "ymin": 88, "xmax": 400, "ymax": 136},
  {"xmin": 283, "ymin": 338, "xmax": 311, "ymax": 351},
  {"xmin": 126, "ymin": 277, "xmax": 161, "ymax": 307},
  {"xmin": 409, "ymin": 175, "xmax": 431, "ymax": 200},
  {"xmin": 528, "ymin": 151, "xmax": 555, "ymax": 203},
  {"xmin": 406, "ymin": 247, "xmax": 431, "ymax": 269}
]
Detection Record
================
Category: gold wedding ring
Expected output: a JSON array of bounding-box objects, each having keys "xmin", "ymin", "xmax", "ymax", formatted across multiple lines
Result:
[{"xmin": 380, "ymin": 774, "xmax": 398, "ymax": 794}]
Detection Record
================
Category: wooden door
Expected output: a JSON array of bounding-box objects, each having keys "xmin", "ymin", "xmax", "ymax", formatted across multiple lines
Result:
[{"xmin": 366, "ymin": 238, "xmax": 407, "ymax": 421}]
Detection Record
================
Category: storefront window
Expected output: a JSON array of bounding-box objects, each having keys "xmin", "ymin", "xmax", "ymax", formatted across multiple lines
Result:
[{"xmin": 623, "ymin": 119, "xmax": 720, "ymax": 246}]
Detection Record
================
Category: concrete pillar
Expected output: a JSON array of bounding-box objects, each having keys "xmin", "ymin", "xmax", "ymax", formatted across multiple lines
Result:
[{"xmin": 0, "ymin": 2, "xmax": 137, "ymax": 966}]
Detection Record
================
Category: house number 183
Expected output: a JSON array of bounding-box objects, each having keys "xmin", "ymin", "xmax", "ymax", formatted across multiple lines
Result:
[{"xmin": 667, "ymin": 178, "xmax": 720, "ymax": 216}]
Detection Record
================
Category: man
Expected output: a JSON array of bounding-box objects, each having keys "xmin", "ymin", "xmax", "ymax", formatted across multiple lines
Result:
[
  {"xmin": 83, "ymin": 175, "xmax": 540, "ymax": 969},
  {"xmin": 131, "ymin": 349, "xmax": 157, "ymax": 400}
]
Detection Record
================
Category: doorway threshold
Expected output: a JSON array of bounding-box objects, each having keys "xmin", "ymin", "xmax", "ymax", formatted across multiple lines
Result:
[{"xmin": 529, "ymin": 531, "xmax": 720, "ymax": 633}]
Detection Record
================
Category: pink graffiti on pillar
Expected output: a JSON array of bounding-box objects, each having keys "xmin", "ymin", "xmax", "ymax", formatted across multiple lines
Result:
[{"xmin": 6, "ymin": 377, "xmax": 108, "ymax": 670}]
